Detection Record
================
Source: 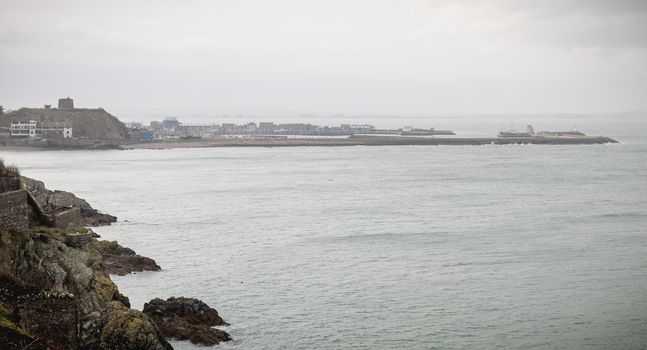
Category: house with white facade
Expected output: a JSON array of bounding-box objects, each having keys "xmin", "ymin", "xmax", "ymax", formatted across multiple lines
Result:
[{"xmin": 10, "ymin": 120, "xmax": 72, "ymax": 138}]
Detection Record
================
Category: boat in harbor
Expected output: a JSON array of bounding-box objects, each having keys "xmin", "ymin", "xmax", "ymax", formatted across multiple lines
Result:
[
  {"xmin": 498, "ymin": 124, "xmax": 535, "ymax": 138},
  {"xmin": 400, "ymin": 126, "xmax": 455, "ymax": 136},
  {"xmin": 498, "ymin": 124, "xmax": 587, "ymax": 139}
]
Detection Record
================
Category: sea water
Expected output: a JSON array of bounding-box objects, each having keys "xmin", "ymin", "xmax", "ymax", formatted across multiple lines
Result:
[{"xmin": 2, "ymin": 118, "xmax": 646, "ymax": 349}]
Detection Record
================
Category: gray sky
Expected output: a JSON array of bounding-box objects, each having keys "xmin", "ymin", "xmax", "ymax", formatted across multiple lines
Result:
[{"xmin": 1, "ymin": 0, "xmax": 646, "ymax": 117}]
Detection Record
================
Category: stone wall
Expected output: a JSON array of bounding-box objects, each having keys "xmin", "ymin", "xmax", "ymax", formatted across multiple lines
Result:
[
  {"xmin": 0, "ymin": 190, "xmax": 30, "ymax": 233},
  {"xmin": 0, "ymin": 178, "xmax": 21, "ymax": 193},
  {"xmin": 47, "ymin": 137, "xmax": 122, "ymax": 149}
]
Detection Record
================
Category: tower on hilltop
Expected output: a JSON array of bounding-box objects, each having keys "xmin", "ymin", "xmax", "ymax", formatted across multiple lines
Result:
[{"xmin": 58, "ymin": 97, "xmax": 74, "ymax": 109}]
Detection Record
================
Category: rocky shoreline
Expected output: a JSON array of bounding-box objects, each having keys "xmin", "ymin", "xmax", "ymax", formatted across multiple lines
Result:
[{"xmin": 0, "ymin": 160, "xmax": 231, "ymax": 349}]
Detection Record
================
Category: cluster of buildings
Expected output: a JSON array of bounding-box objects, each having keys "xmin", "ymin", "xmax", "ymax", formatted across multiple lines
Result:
[
  {"xmin": 9, "ymin": 120, "xmax": 72, "ymax": 138},
  {"xmin": 127, "ymin": 117, "xmax": 456, "ymax": 140},
  {"xmin": 8, "ymin": 98, "xmax": 75, "ymax": 139},
  {"xmin": 131, "ymin": 118, "xmax": 382, "ymax": 139}
]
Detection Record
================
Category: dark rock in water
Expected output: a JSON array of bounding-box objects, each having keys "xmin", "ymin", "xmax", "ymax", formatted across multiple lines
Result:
[
  {"xmin": 23, "ymin": 177, "xmax": 117, "ymax": 226},
  {"xmin": 144, "ymin": 296, "xmax": 228, "ymax": 326},
  {"xmin": 143, "ymin": 297, "xmax": 231, "ymax": 346},
  {"xmin": 80, "ymin": 208, "xmax": 118, "ymax": 227},
  {"xmin": 96, "ymin": 240, "xmax": 161, "ymax": 276}
]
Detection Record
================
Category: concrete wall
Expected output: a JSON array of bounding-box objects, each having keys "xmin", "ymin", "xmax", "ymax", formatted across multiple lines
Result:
[
  {"xmin": 0, "ymin": 190, "xmax": 30, "ymax": 233},
  {"xmin": 51, "ymin": 207, "xmax": 80, "ymax": 229},
  {"xmin": 47, "ymin": 137, "xmax": 121, "ymax": 149}
]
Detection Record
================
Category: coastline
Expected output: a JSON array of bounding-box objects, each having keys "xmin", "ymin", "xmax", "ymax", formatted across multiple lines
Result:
[{"xmin": 0, "ymin": 135, "xmax": 620, "ymax": 151}]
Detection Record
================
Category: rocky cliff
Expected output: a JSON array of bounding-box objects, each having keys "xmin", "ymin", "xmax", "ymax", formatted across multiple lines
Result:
[
  {"xmin": 0, "ymin": 160, "xmax": 232, "ymax": 348},
  {"xmin": 0, "ymin": 160, "xmax": 171, "ymax": 349}
]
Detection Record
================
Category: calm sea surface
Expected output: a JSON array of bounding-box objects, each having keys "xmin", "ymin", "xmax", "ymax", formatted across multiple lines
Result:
[{"xmin": 2, "ymin": 118, "xmax": 646, "ymax": 349}]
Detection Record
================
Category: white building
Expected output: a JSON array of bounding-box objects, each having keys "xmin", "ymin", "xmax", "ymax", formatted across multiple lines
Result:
[
  {"xmin": 10, "ymin": 121, "xmax": 37, "ymax": 137},
  {"xmin": 10, "ymin": 120, "xmax": 72, "ymax": 138},
  {"xmin": 350, "ymin": 124, "xmax": 376, "ymax": 133}
]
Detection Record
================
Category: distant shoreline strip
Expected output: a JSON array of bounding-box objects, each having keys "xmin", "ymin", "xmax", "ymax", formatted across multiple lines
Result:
[{"xmin": 124, "ymin": 136, "xmax": 618, "ymax": 149}]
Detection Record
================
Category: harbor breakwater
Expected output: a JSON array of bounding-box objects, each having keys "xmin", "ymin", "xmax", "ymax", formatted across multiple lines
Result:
[{"xmin": 125, "ymin": 135, "xmax": 618, "ymax": 149}]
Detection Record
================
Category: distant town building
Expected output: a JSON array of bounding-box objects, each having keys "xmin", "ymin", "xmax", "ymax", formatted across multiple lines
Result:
[
  {"xmin": 221, "ymin": 123, "xmax": 235, "ymax": 134},
  {"xmin": 10, "ymin": 121, "xmax": 37, "ymax": 137},
  {"xmin": 179, "ymin": 124, "xmax": 213, "ymax": 138},
  {"xmin": 350, "ymin": 124, "xmax": 376, "ymax": 134},
  {"xmin": 58, "ymin": 97, "xmax": 74, "ymax": 109},
  {"xmin": 10, "ymin": 120, "xmax": 72, "ymax": 138},
  {"xmin": 258, "ymin": 122, "xmax": 275, "ymax": 135},
  {"xmin": 126, "ymin": 126, "xmax": 152, "ymax": 141},
  {"xmin": 141, "ymin": 117, "xmax": 453, "ymax": 139},
  {"xmin": 245, "ymin": 122, "xmax": 257, "ymax": 133},
  {"xmin": 276, "ymin": 123, "xmax": 319, "ymax": 135},
  {"xmin": 162, "ymin": 117, "xmax": 180, "ymax": 130},
  {"xmin": 125, "ymin": 122, "xmax": 143, "ymax": 129}
]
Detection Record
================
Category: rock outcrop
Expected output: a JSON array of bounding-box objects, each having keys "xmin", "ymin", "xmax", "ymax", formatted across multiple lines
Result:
[
  {"xmin": 0, "ymin": 160, "xmax": 232, "ymax": 349},
  {"xmin": 96, "ymin": 240, "xmax": 161, "ymax": 275},
  {"xmin": 0, "ymin": 228, "xmax": 172, "ymax": 350},
  {"xmin": 143, "ymin": 297, "xmax": 231, "ymax": 346},
  {"xmin": 0, "ymin": 160, "xmax": 170, "ymax": 349},
  {"xmin": 21, "ymin": 176, "xmax": 162, "ymax": 274},
  {"xmin": 24, "ymin": 177, "xmax": 117, "ymax": 226}
]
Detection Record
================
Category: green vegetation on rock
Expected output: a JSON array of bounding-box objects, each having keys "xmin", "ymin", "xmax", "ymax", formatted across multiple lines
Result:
[
  {"xmin": 0, "ymin": 159, "xmax": 20, "ymax": 178},
  {"xmin": 94, "ymin": 275, "xmax": 119, "ymax": 301},
  {"xmin": 0, "ymin": 314, "xmax": 31, "ymax": 337}
]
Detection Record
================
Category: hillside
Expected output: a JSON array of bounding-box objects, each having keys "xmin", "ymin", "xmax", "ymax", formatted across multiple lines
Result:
[{"xmin": 1, "ymin": 107, "xmax": 128, "ymax": 139}]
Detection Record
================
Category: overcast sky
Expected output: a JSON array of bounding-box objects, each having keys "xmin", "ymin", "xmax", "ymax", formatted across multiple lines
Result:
[{"xmin": 1, "ymin": 0, "xmax": 646, "ymax": 117}]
